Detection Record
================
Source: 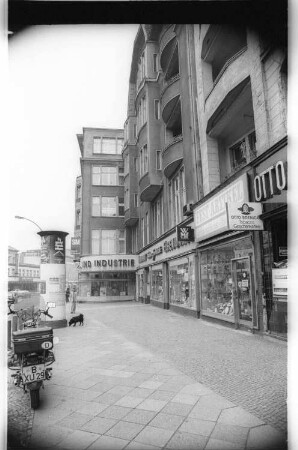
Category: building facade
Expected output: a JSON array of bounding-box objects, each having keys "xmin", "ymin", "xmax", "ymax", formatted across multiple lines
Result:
[
  {"xmin": 8, "ymin": 247, "xmax": 41, "ymax": 291},
  {"xmin": 124, "ymin": 24, "xmax": 287, "ymax": 339},
  {"xmin": 77, "ymin": 127, "xmax": 137, "ymax": 302}
]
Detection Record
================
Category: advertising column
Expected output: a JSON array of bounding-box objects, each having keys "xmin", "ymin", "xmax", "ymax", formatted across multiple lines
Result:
[{"xmin": 38, "ymin": 231, "xmax": 69, "ymax": 328}]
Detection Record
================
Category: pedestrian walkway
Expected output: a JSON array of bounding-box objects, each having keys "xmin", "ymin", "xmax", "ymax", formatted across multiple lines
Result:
[{"xmin": 27, "ymin": 307, "xmax": 287, "ymax": 450}]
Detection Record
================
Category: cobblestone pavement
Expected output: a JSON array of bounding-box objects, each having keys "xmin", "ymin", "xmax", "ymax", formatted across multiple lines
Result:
[
  {"xmin": 7, "ymin": 380, "xmax": 33, "ymax": 449},
  {"xmin": 84, "ymin": 303, "xmax": 287, "ymax": 434},
  {"xmin": 6, "ymin": 302, "xmax": 288, "ymax": 450}
]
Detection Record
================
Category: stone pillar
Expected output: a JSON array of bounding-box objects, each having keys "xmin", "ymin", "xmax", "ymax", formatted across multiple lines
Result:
[{"xmin": 38, "ymin": 231, "xmax": 69, "ymax": 328}]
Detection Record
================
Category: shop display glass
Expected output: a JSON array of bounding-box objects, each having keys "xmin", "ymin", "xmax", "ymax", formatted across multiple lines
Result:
[
  {"xmin": 80, "ymin": 272, "xmax": 135, "ymax": 297},
  {"xmin": 169, "ymin": 256, "xmax": 195, "ymax": 309},
  {"xmin": 151, "ymin": 267, "xmax": 163, "ymax": 302},
  {"xmin": 200, "ymin": 237, "xmax": 253, "ymax": 318}
]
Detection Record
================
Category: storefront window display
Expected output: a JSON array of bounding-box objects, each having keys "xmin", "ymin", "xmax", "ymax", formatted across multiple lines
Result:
[
  {"xmin": 80, "ymin": 272, "xmax": 135, "ymax": 297},
  {"xmin": 151, "ymin": 266, "xmax": 163, "ymax": 302},
  {"xmin": 200, "ymin": 237, "xmax": 254, "ymax": 319},
  {"xmin": 169, "ymin": 256, "xmax": 196, "ymax": 309}
]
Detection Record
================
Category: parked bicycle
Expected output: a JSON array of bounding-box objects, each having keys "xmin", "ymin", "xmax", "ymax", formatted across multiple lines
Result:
[{"xmin": 8, "ymin": 304, "xmax": 56, "ymax": 409}]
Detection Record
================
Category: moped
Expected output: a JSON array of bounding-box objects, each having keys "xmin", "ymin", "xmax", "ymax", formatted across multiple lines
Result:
[{"xmin": 8, "ymin": 304, "xmax": 56, "ymax": 409}]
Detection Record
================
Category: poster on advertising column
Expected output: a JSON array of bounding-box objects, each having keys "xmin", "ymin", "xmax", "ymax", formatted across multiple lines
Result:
[
  {"xmin": 226, "ymin": 202, "xmax": 264, "ymax": 231},
  {"xmin": 40, "ymin": 232, "xmax": 66, "ymax": 264}
]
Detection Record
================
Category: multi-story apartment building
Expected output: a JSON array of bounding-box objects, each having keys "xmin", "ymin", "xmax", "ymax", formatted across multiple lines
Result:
[
  {"xmin": 76, "ymin": 127, "xmax": 137, "ymax": 302},
  {"xmin": 124, "ymin": 24, "xmax": 287, "ymax": 339}
]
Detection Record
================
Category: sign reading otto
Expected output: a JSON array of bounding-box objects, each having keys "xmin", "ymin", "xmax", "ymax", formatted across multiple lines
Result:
[{"xmin": 227, "ymin": 202, "xmax": 264, "ymax": 231}]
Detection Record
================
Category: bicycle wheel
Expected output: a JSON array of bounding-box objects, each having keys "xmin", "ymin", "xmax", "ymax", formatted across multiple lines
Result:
[{"xmin": 30, "ymin": 389, "xmax": 40, "ymax": 409}]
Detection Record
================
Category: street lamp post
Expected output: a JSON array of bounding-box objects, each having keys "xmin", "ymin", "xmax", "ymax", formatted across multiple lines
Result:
[{"xmin": 15, "ymin": 216, "xmax": 43, "ymax": 231}]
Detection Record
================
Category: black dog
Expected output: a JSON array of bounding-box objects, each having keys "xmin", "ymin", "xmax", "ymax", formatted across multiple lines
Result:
[{"xmin": 69, "ymin": 314, "xmax": 84, "ymax": 326}]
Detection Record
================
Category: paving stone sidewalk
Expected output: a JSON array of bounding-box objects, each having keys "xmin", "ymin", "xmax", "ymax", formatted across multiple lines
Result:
[{"xmin": 24, "ymin": 309, "xmax": 287, "ymax": 450}]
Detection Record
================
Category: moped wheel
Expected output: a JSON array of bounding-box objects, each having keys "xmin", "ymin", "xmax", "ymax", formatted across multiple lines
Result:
[{"xmin": 30, "ymin": 389, "xmax": 40, "ymax": 409}]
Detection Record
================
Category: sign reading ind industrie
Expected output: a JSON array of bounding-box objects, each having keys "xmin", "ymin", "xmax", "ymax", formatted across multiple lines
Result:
[
  {"xmin": 80, "ymin": 255, "xmax": 138, "ymax": 272},
  {"xmin": 194, "ymin": 173, "xmax": 249, "ymax": 241}
]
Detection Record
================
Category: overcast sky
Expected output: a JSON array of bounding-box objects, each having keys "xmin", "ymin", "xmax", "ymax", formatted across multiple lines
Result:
[{"xmin": 7, "ymin": 24, "xmax": 138, "ymax": 252}]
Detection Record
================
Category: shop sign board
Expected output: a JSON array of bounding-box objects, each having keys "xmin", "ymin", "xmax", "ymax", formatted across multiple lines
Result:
[
  {"xmin": 253, "ymin": 160, "xmax": 287, "ymax": 201},
  {"xmin": 272, "ymin": 268, "xmax": 287, "ymax": 297},
  {"xmin": 71, "ymin": 237, "xmax": 81, "ymax": 258},
  {"xmin": 80, "ymin": 255, "xmax": 138, "ymax": 272},
  {"xmin": 138, "ymin": 224, "xmax": 197, "ymax": 267},
  {"xmin": 194, "ymin": 174, "xmax": 249, "ymax": 241},
  {"xmin": 176, "ymin": 225, "xmax": 194, "ymax": 242},
  {"xmin": 226, "ymin": 202, "xmax": 264, "ymax": 231}
]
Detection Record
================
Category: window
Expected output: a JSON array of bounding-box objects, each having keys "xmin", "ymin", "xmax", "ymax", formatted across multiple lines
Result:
[
  {"xmin": 152, "ymin": 197, "xmax": 163, "ymax": 239},
  {"xmin": 124, "ymin": 155, "xmax": 129, "ymax": 175},
  {"xmin": 140, "ymin": 144, "xmax": 148, "ymax": 177},
  {"xmin": 137, "ymin": 52, "xmax": 146, "ymax": 87},
  {"xmin": 92, "ymin": 229, "xmax": 125, "ymax": 255},
  {"xmin": 76, "ymin": 184, "xmax": 81, "ymax": 200},
  {"xmin": 102, "ymin": 197, "xmax": 117, "ymax": 216},
  {"xmin": 141, "ymin": 218, "xmax": 145, "ymax": 248},
  {"xmin": 133, "ymin": 157, "xmax": 138, "ymax": 172},
  {"xmin": 124, "ymin": 187, "xmax": 129, "ymax": 210},
  {"xmin": 119, "ymin": 230, "xmax": 125, "ymax": 253},
  {"xmin": 92, "ymin": 166, "xmax": 123, "ymax": 186},
  {"xmin": 76, "ymin": 209, "xmax": 81, "ymax": 227},
  {"xmin": 93, "ymin": 137, "xmax": 123, "ymax": 154},
  {"xmin": 154, "ymin": 100, "xmax": 160, "ymax": 120},
  {"xmin": 145, "ymin": 212, "xmax": 149, "ymax": 245},
  {"xmin": 102, "ymin": 230, "xmax": 117, "ymax": 254},
  {"xmin": 92, "ymin": 196, "xmax": 123, "ymax": 216},
  {"xmin": 93, "ymin": 137, "xmax": 101, "ymax": 153},
  {"xmin": 153, "ymin": 53, "xmax": 158, "ymax": 73},
  {"xmin": 229, "ymin": 131, "xmax": 256, "ymax": 172},
  {"xmin": 102, "ymin": 137, "xmax": 117, "ymax": 154},
  {"xmin": 168, "ymin": 166, "xmax": 186, "ymax": 227},
  {"xmin": 156, "ymin": 150, "xmax": 161, "ymax": 170},
  {"xmin": 137, "ymin": 96, "xmax": 147, "ymax": 132},
  {"xmin": 133, "ymin": 124, "xmax": 137, "ymax": 139},
  {"xmin": 118, "ymin": 197, "xmax": 125, "ymax": 216},
  {"xmin": 131, "ymin": 226, "xmax": 138, "ymax": 253},
  {"xmin": 133, "ymin": 193, "xmax": 139, "ymax": 208}
]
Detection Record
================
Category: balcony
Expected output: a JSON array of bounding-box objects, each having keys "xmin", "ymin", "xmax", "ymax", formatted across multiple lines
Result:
[
  {"xmin": 124, "ymin": 208, "xmax": 139, "ymax": 227},
  {"xmin": 161, "ymin": 75, "xmax": 180, "ymax": 124},
  {"xmin": 139, "ymin": 172, "xmax": 162, "ymax": 202},
  {"xmin": 162, "ymin": 135, "xmax": 183, "ymax": 178}
]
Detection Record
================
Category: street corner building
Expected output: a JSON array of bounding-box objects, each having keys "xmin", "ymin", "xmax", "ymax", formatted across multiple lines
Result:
[
  {"xmin": 74, "ymin": 23, "xmax": 287, "ymax": 339},
  {"xmin": 75, "ymin": 127, "xmax": 136, "ymax": 302}
]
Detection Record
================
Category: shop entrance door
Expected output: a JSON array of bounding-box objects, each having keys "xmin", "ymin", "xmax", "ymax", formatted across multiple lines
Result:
[{"xmin": 232, "ymin": 257, "xmax": 253, "ymax": 326}]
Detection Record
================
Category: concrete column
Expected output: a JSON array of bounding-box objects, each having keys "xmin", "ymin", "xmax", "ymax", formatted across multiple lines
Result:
[{"xmin": 38, "ymin": 231, "xmax": 69, "ymax": 328}]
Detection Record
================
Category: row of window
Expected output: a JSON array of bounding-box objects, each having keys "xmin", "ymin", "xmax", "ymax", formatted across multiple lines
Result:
[
  {"xmin": 92, "ymin": 166, "xmax": 124, "ymax": 186},
  {"xmin": 92, "ymin": 196, "xmax": 124, "ymax": 217},
  {"xmin": 93, "ymin": 137, "xmax": 124, "ymax": 155},
  {"xmin": 8, "ymin": 268, "xmax": 40, "ymax": 277},
  {"xmin": 91, "ymin": 229, "xmax": 125, "ymax": 255}
]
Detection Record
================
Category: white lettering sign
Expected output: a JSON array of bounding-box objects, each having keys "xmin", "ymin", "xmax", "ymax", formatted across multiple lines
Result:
[
  {"xmin": 194, "ymin": 174, "xmax": 248, "ymax": 241},
  {"xmin": 80, "ymin": 255, "xmax": 138, "ymax": 272},
  {"xmin": 254, "ymin": 160, "xmax": 287, "ymax": 201},
  {"xmin": 227, "ymin": 202, "xmax": 264, "ymax": 231}
]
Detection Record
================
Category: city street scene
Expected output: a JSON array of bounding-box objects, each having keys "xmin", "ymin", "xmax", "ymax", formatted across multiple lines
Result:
[{"xmin": 6, "ymin": 3, "xmax": 291, "ymax": 450}]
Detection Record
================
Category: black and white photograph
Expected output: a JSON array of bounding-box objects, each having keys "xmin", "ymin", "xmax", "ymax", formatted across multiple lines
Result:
[{"xmin": 3, "ymin": 1, "xmax": 293, "ymax": 449}]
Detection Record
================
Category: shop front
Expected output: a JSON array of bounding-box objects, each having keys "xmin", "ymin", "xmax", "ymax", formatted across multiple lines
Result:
[
  {"xmin": 194, "ymin": 173, "xmax": 261, "ymax": 330},
  {"xmin": 251, "ymin": 143, "xmax": 287, "ymax": 338},
  {"xmin": 136, "ymin": 224, "xmax": 198, "ymax": 315},
  {"xmin": 78, "ymin": 255, "xmax": 137, "ymax": 302}
]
